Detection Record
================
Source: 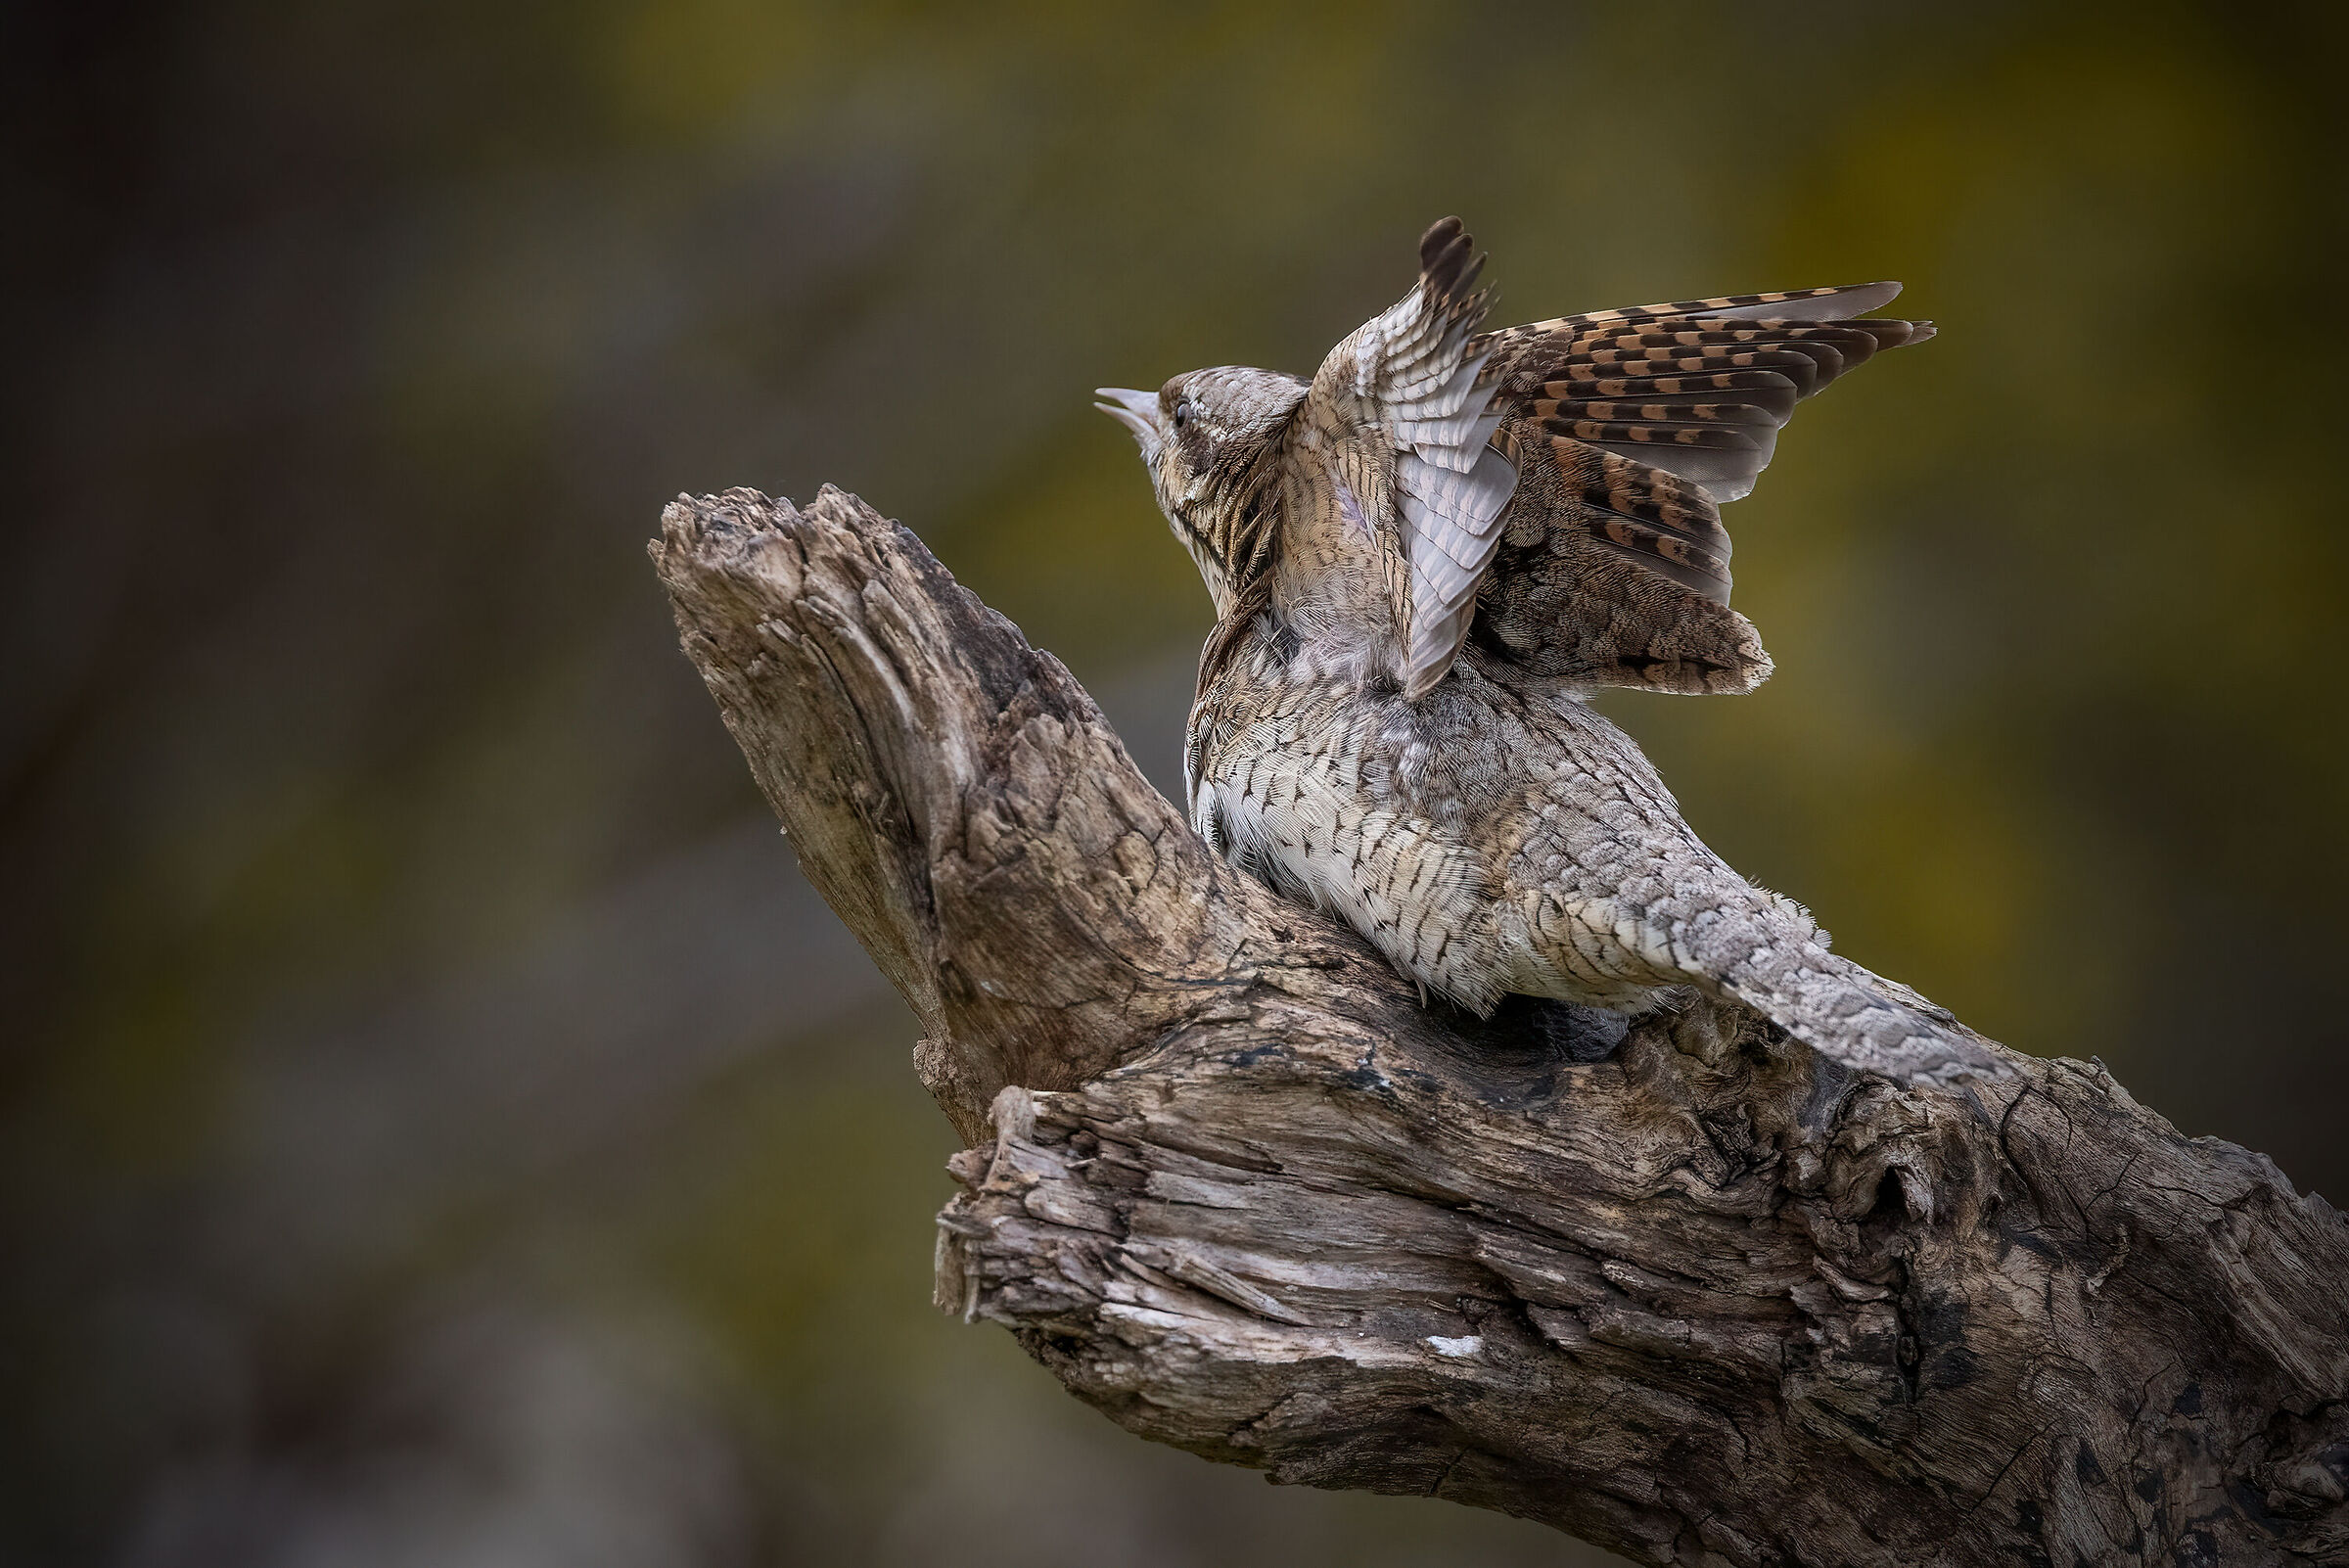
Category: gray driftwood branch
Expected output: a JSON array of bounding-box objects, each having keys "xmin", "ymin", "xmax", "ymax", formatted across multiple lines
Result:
[{"xmin": 651, "ymin": 485, "xmax": 2349, "ymax": 1568}]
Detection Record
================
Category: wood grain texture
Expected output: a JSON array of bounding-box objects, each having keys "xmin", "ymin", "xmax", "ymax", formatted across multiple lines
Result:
[{"xmin": 652, "ymin": 485, "xmax": 2349, "ymax": 1567}]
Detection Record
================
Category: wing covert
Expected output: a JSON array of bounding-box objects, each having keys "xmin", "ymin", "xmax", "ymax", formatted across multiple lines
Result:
[{"xmin": 1478, "ymin": 429, "xmax": 1771, "ymax": 695}]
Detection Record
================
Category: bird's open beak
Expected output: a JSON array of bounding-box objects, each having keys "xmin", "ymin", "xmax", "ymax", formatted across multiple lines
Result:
[{"xmin": 1093, "ymin": 387, "xmax": 1160, "ymax": 449}]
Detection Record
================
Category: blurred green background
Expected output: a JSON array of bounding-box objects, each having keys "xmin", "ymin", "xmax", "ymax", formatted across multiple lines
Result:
[{"xmin": 5, "ymin": 3, "xmax": 2344, "ymax": 1564}]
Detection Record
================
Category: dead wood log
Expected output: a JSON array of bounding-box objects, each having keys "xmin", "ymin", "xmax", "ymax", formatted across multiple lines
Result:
[{"xmin": 651, "ymin": 484, "xmax": 2349, "ymax": 1568}]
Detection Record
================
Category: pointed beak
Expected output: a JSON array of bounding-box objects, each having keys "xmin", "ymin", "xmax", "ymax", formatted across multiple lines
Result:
[{"xmin": 1093, "ymin": 387, "xmax": 1160, "ymax": 449}]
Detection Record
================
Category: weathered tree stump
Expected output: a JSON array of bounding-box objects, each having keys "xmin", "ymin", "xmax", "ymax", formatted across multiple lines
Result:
[{"xmin": 651, "ymin": 485, "xmax": 2349, "ymax": 1568}]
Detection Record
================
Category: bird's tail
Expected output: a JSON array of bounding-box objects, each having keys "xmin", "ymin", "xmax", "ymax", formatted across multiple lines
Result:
[{"xmin": 1694, "ymin": 916, "xmax": 2008, "ymax": 1085}]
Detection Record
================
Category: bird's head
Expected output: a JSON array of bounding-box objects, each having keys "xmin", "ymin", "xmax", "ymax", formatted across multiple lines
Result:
[{"xmin": 1096, "ymin": 366, "xmax": 1306, "ymax": 616}]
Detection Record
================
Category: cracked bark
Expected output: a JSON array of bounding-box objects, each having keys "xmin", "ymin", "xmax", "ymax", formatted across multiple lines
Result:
[{"xmin": 652, "ymin": 485, "xmax": 2349, "ymax": 1568}]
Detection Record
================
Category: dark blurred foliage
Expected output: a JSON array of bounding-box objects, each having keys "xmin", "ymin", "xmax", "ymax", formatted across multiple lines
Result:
[{"xmin": 4, "ymin": 3, "xmax": 2344, "ymax": 1564}]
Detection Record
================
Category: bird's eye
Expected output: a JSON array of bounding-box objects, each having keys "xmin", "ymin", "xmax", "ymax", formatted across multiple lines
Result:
[{"xmin": 1172, "ymin": 398, "xmax": 1192, "ymax": 431}]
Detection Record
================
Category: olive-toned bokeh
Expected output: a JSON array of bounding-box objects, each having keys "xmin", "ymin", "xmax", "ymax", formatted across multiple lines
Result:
[{"xmin": 7, "ymin": 4, "xmax": 2344, "ymax": 1564}]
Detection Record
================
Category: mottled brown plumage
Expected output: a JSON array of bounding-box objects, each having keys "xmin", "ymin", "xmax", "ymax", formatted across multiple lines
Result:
[{"xmin": 1099, "ymin": 218, "xmax": 2001, "ymax": 1083}]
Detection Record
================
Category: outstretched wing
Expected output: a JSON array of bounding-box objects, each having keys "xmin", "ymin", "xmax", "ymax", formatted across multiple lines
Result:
[
  {"xmin": 1477, "ymin": 286, "xmax": 1931, "ymax": 504},
  {"xmin": 1308, "ymin": 217, "xmax": 1519, "ymax": 701},
  {"xmin": 1471, "ymin": 283, "xmax": 1933, "ymax": 692}
]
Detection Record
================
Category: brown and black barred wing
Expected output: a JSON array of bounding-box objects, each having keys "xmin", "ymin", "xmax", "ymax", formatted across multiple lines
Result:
[
  {"xmin": 1465, "ymin": 283, "xmax": 1930, "ymax": 693},
  {"xmin": 1476, "ymin": 430, "xmax": 1772, "ymax": 694},
  {"xmin": 1474, "ymin": 283, "xmax": 1930, "ymax": 503}
]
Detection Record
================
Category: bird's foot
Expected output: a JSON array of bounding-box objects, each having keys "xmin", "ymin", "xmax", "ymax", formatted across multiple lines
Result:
[{"xmin": 1519, "ymin": 998, "xmax": 1632, "ymax": 1064}]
